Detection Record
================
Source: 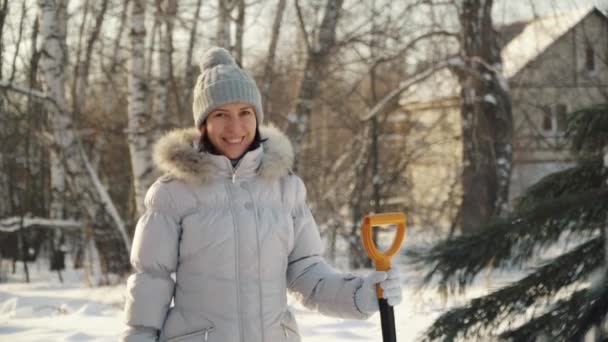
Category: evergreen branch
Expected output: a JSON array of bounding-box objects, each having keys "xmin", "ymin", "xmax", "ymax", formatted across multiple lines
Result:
[
  {"xmin": 420, "ymin": 237, "xmax": 603, "ymax": 341},
  {"xmin": 515, "ymin": 156, "xmax": 607, "ymax": 212},
  {"xmin": 566, "ymin": 104, "xmax": 608, "ymax": 156},
  {"xmin": 407, "ymin": 189, "xmax": 608, "ymax": 291},
  {"xmin": 500, "ymin": 275, "xmax": 608, "ymax": 341}
]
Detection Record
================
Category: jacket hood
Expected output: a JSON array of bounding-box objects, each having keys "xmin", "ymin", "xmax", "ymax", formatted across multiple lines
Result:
[{"xmin": 153, "ymin": 124, "xmax": 294, "ymax": 185}]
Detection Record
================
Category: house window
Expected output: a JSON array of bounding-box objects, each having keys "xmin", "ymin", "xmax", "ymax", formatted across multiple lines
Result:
[
  {"xmin": 540, "ymin": 104, "xmax": 568, "ymax": 135},
  {"xmin": 541, "ymin": 106, "xmax": 553, "ymax": 131},
  {"xmin": 585, "ymin": 42, "xmax": 595, "ymax": 71},
  {"xmin": 556, "ymin": 104, "xmax": 568, "ymax": 132}
]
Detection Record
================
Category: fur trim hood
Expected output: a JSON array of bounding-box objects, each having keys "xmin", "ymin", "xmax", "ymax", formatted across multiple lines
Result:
[{"xmin": 153, "ymin": 124, "xmax": 294, "ymax": 185}]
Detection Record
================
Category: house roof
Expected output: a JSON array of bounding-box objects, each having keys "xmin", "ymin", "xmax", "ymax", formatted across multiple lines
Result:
[
  {"xmin": 497, "ymin": 20, "xmax": 530, "ymax": 49},
  {"xmin": 501, "ymin": 6, "xmax": 597, "ymax": 78},
  {"xmin": 398, "ymin": 6, "xmax": 603, "ymax": 107}
]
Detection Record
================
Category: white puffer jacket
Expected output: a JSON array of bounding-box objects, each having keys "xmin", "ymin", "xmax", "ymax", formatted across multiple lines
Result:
[{"xmin": 121, "ymin": 125, "xmax": 370, "ymax": 342}]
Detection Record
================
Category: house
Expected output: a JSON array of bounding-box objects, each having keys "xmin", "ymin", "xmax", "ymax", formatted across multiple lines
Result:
[{"xmin": 392, "ymin": 7, "xmax": 608, "ymax": 231}]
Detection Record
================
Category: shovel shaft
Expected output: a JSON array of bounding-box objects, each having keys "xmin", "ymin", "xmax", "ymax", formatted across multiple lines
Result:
[{"xmin": 379, "ymin": 299, "xmax": 396, "ymax": 342}]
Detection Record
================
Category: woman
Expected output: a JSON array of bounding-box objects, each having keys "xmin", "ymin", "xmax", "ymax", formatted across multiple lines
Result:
[{"xmin": 121, "ymin": 47, "xmax": 402, "ymax": 342}]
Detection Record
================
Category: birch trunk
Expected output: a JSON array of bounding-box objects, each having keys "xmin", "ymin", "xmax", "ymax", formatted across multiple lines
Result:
[
  {"xmin": 287, "ymin": 0, "xmax": 344, "ymax": 171},
  {"xmin": 128, "ymin": 0, "xmax": 155, "ymax": 217},
  {"xmin": 260, "ymin": 0, "xmax": 286, "ymax": 108},
  {"xmin": 38, "ymin": 0, "xmax": 131, "ymax": 271},
  {"xmin": 0, "ymin": 0, "xmax": 7, "ymax": 216},
  {"xmin": 39, "ymin": 0, "xmax": 70, "ymax": 228},
  {"xmin": 455, "ymin": 0, "xmax": 513, "ymax": 234},
  {"xmin": 604, "ymin": 148, "xmax": 608, "ymax": 270}
]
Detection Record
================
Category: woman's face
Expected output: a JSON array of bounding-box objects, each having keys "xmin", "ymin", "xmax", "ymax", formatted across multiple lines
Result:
[{"xmin": 201, "ymin": 101, "xmax": 257, "ymax": 159}]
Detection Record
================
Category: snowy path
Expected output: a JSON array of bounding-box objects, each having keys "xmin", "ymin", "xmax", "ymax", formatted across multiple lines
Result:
[
  {"xmin": 0, "ymin": 261, "xmax": 496, "ymax": 341},
  {"xmin": 0, "ymin": 270, "xmax": 443, "ymax": 341}
]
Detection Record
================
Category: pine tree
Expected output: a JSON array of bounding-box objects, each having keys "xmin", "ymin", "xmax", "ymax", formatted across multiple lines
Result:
[{"xmin": 408, "ymin": 104, "xmax": 608, "ymax": 341}]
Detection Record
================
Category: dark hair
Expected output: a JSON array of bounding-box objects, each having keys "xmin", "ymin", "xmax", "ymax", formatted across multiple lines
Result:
[{"xmin": 197, "ymin": 126, "xmax": 266, "ymax": 156}]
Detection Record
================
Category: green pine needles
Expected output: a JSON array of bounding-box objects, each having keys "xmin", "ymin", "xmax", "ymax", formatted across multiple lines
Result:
[{"xmin": 408, "ymin": 104, "xmax": 608, "ymax": 341}]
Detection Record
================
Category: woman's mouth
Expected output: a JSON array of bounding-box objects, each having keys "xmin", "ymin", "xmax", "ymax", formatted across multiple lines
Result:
[{"xmin": 223, "ymin": 137, "xmax": 245, "ymax": 144}]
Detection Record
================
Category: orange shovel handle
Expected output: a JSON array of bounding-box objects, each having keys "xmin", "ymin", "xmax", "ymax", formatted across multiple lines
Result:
[{"xmin": 361, "ymin": 212, "xmax": 406, "ymax": 298}]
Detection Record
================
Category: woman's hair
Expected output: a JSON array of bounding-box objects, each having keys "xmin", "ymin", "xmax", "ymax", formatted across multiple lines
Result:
[{"xmin": 197, "ymin": 126, "xmax": 266, "ymax": 155}]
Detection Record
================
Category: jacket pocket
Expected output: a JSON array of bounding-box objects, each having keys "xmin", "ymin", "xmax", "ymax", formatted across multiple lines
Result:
[
  {"xmin": 280, "ymin": 310, "xmax": 300, "ymax": 339},
  {"xmin": 163, "ymin": 326, "xmax": 215, "ymax": 342}
]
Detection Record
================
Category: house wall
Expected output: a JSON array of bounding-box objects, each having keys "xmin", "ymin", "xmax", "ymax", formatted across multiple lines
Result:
[
  {"xmin": 392, "ymin": 10, "xmax": 608, "ymax": 232},
  {"xmin": 508, "ymin": 11, "xmax": 608, "ymax": 202},
  {"xmin": 392, "ymin": 99, "xmax": 462, "ymax": 232}
]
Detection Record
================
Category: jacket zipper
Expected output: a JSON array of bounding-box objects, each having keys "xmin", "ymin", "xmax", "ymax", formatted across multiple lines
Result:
[
  {"xmin": 225, "ymin": 181, "xmax": 244, "ymax": 342},
  {"xmin": 244, "ymin": 186, "xmax": 265, "ymax": 341},
  {"xmin": 281, "ymin": 323, "xmax": 298, "ymax": 338},
  {"xmin": 231, "ymin": 159, "xmax": 241, "ymax": 184},
  {"xmin": 283, "ymin": 324, "xmax": 289, "ymax": 338}
]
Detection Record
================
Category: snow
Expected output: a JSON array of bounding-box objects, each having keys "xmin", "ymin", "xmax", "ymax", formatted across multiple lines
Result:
[
  {"xmin": 483, "ymin": 94, "xmax": 497, "ymax": 104},
  {"xmin": 0, "ymin": 232, "xmax": 548, "ymax": 342},
  {"xmin": 501, "ymin": 7, "xmax": 594, "ymax": 78},
  {"xmin": 0, "ymin": 217, "xmax": 82, "ymax": 232},
  {"xmin": 0, "ymin": 255, "xmax": 509, "ymax": 342}
]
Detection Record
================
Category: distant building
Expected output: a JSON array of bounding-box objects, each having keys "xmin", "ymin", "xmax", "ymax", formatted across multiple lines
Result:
[{"xmin": 392, "ymin": 7, "xmax": 608, "ymax": 231}]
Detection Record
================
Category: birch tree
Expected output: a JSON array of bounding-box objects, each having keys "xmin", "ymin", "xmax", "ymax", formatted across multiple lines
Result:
[
  {"xmin": 38, "ymin": 0, "xmax": 130, "ymax": 277},
  {"xmin": 128, "ymin": 0, "xmax": 156, "ymax": 216},
  {"xmin": 38, "ymin": 0, "xmax": 73, "ymax": 280},
  {"xmin": 452, "ymin": 0, "xmax": 513, "ymax": 234},
  {"xmin": 0, "ymin": 0, "xmax": 8, "ymax": 217}
]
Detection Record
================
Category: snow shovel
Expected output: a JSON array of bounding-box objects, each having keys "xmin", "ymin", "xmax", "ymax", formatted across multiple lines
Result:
[{"xmin": 361, "ymin": 212, "xmax": 406, "ymax": 342}]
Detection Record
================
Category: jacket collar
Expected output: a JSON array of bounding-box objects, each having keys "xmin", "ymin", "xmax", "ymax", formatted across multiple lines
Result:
[{"xmin": 153, "ymin": 124, "xmax": 294, "ymax": 185}]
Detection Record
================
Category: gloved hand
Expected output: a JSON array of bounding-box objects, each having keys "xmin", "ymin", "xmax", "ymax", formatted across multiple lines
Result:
[{"xmin": 354, "ymin": 268, "xmax": 402, "ymax": 314}]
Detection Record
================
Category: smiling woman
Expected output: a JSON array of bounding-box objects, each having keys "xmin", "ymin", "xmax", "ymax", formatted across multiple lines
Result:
[
  {"xmin": 202, "ymin": 102, "xmax": 258, "ymax": 160},
  {"xmin": 120, "ymin": 47, "xmax": 402, "ymax": 342}
]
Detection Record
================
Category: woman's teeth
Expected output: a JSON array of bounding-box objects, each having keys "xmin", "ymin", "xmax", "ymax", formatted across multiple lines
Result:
[{"xmin": 225, "ymin": 137, "xmax": 243, "ymax": 144}]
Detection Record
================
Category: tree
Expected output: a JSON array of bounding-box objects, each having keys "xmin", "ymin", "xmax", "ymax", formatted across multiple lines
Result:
[
  {"xmin": 452, "ymin": 0, "xmax": 513, "ymax": 234},
  {"xmin": 286, "ymin": 0, "xmax": 344, "ymax": 171},
  {"xmin": 37, "ymin": 0, "xmax": 130, "ymax": 278},
  {"xmin": 128, "ymin": 0, "xmax": 156, "ymax": 217},
  {"xmin": 408, "ymin": 104, "xmax": 608, "ymax": 341},
  {"xmin": 154, "ymin": 0, "xmax": 177, "ymax": 134},
  {"xmin": 260, "ymin": 0, "xmax": 287, "ymax": 109}
]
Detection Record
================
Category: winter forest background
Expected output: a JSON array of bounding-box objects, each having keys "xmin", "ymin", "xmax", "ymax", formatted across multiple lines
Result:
[{"xmin": 1, "ymin": 0, "xmax": 608, "ymax": 341}]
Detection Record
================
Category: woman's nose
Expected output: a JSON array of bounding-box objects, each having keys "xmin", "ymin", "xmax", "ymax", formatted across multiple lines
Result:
[{"xmin": 225, "ymin": 115, "xmax": 241, "ymax": 130}]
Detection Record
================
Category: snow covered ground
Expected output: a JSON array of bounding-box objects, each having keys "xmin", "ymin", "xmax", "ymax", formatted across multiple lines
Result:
[{"xmin": 0, "ymin": 254, "xmax": 500, "ymax": 342}]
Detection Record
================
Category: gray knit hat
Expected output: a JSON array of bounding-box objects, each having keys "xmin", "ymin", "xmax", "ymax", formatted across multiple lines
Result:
[{"xmin": 192, "ymin": 47, "xmax": 263, "ymax": 128}]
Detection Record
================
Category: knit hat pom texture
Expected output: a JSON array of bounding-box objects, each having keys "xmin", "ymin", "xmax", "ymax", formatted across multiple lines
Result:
[{"xmin": 199, "ymin": 47, "xmax": 236, "ymax": 71}]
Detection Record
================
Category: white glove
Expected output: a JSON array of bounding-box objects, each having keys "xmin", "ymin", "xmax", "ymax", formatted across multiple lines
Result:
[{"xmin": 354, "ymin": 268, "xmax": 402, "ymax": 314}]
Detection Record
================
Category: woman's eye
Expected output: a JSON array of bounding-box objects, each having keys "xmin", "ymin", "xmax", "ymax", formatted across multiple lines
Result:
[
  {"xmin": 241, "ymin": 110, "xmax": 253, "ymax": 116},
  {"xmin": 211, "ymin": 112, "xmax": 224, "ymax": 118}
]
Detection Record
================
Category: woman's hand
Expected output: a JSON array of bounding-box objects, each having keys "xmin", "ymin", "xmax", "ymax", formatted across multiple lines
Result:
[{"xmin": 354, "ymin": 268, "xmax": 402, "ymax": 314}]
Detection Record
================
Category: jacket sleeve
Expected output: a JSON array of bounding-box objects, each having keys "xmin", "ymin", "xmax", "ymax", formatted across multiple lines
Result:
[
  {"xmin": 286, "ymin": 176, "xmax": 370, "ymax": 320},
  {"xmin": 121, "ymin": 180, "xmax": 182, "ymax": 342}
]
